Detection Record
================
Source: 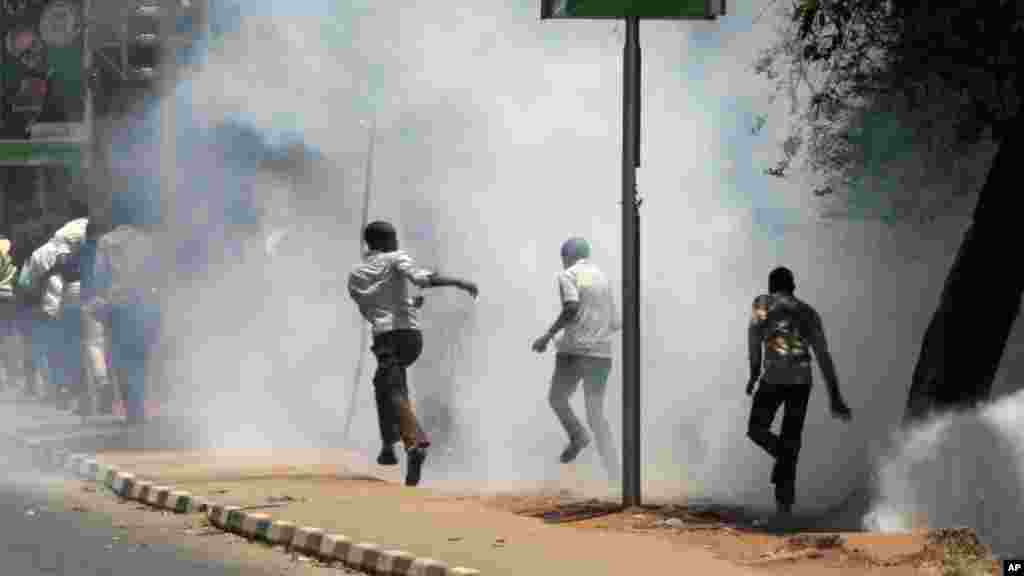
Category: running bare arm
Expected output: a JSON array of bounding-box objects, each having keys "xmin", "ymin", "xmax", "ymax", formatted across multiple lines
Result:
[
  {"xmin": 426, "ymin": 273, "xmax": 478, "ymax": 298},
  {"xmin": 807, "ymin": 307, "xmax": 851, "ymax": 420},
  {"xmin": 532, "ymin": 272, "xmax": 580, "ymax": 353},
  {"xmin": 747, "ymin": 298, "xmax": 765, "ymax": 395},
  {"xmin": 396, "ymin": 253, "xmax": 478, "ymax": 298}
]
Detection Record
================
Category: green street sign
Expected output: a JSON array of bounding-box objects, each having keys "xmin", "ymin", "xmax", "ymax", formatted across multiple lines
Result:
[
  {"xmin": 541, "ymin": 0, "xmax": 726, "ymax": 19},
  {"xmin": 1, "ymin": 0, "xmax": 89, "ymax": 166},
  {"xmin": 0, "ymin": 140, "xmax": 85, "ymax": 166}
]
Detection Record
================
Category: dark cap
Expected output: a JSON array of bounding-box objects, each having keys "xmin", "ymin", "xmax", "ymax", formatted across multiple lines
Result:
[
  {"xmin": 769, "ymin": 266, "xmax": 795, "ymax": 294},
  {"xmin": 364, "ymin": 220, "xmax": 397, "ymax": 251}
]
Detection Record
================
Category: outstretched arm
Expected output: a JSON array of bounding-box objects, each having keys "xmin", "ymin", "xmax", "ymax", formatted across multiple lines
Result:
[
  {"xmin": 425, "ymin": 273, "xmax": 478, "ymax": 298},
  {"xmin": 747, "ymin": 299, "xmax": 764, "ymax": 395},
  {"xmin": 395, "ymin": 254, "xmax": 478, "ymax": 298},
  {"xmin": 808, "ymin": 308, "xmax": 851, "ymax": 420}
]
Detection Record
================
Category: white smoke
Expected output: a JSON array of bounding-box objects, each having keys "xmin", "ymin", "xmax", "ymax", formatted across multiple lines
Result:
[
  {"xmin": 865, "ymin": 389, "xmax": 1024, "ymax": 556},
  {"xmin": 79, "ymin": 0, "xmax": 1024, "ymax": 541}
]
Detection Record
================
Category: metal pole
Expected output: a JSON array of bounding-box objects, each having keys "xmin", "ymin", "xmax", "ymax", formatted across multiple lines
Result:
[
  {"xmin": 621, "ymin": 16, "xmax": 642, "ymax": 508},
  {"xmin": 159, "ymin": 0, "xmax": 177, "ymax": 230},
  {"xmin": 342, "ymin": 119, "xmax": 376, "ymax": 443},
  {"xmin": 83, "ymin": 0, "xmax": 93, "ymax": 173}
]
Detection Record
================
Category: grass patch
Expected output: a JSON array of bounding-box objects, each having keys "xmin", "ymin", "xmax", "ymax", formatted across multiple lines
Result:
[{"xmin": 925, "ymin": 528, "xmax": 996, "ymax": 576}]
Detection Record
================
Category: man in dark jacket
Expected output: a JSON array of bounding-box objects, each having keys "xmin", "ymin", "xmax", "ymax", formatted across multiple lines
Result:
[{"xmin": 747, "ymin": 267, "xmax": 852, "ymax": 517}]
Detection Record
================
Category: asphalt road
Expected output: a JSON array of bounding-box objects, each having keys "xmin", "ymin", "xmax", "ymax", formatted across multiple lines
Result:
[
  {"xmin": 0, "ymin": 392, "xmax": 361, "ymax": 576},
  {"xmin": 0, "ymin": 483, "xmax": 283, "ymax": 576}
]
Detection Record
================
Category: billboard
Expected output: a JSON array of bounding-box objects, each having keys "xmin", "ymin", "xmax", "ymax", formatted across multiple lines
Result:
[
  {"xmin": 542, "ymin": 0, "xmax": 726, "ymax": 19},
  {"xmin": 0, "ymin": 0, "xmax": 88, "ymax": 166}
]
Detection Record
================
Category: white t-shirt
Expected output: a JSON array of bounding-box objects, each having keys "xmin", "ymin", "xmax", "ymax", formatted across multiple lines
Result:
[
  {"xmin": 348, "ymin": 250, "xmax": 433, "ymax": 336},
  {"xmin": 555, "ymin": 259, "xmax": 617, "ymax": 358}
]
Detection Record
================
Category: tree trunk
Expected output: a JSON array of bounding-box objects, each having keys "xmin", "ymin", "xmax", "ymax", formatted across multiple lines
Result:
[{"xmin": 904, "ymin": 114, "xmax": 1024, "ymax": 426}]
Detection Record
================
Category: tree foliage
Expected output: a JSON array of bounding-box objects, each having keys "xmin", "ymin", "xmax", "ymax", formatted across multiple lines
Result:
[{"xmin": 755, "ymin": 0, "xmax": 1023, "ymax": 220}]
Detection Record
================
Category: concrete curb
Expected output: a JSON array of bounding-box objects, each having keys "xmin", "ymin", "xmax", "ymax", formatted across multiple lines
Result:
[{"xmin": 13, "ymin": 435, "xmax": 482, "ymax": 575}]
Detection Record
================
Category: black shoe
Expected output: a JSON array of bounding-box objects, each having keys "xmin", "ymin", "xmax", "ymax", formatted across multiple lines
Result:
[
  {"xmin": 405, "ymin": 446, "xmax": 427, "ymax": 487},
  {"xmin": 377, "ymin": 445, "xmax": 399, "ymax": 466},
  {"xmin": 559, "ymin": 434, "xmax": 591, "ymax": 464}
]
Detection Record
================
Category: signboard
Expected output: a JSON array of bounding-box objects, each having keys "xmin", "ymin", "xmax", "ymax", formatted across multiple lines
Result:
[
  {"xmin": 0, "ymin": 0, "xmax": 88, "ymax": 166},
  {"xmin": 542, "ymin": 0, "xmax": 726, "ymax": 19}
]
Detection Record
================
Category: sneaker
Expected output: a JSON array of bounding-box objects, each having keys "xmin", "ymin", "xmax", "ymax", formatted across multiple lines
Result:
[
  {"xmin": 376, "ymin": 445, "xmax": 399, "ymax": 466},
  {"xmin": 559, "ymin": 434, "xmax": 591, "ymax": 464},
  {"xmin": 405, "ymin": 446, "xmax": 427, "ymax": 487}
]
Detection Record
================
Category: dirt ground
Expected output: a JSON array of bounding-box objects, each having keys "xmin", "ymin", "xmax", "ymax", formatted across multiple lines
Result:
[{"xmin": 475, "ymin": 491, "xmax": 1002, "ymax": 576}]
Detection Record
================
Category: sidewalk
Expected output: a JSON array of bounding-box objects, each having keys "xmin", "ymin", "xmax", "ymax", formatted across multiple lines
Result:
[
  {"xmin": 89, "ymin": 448, "xmax": 760, "ymax": 575},
  {"xmin": 2, "ymin": 395, "xmax": 965, "ymax": 576},
  {"xmin": 85, "ymin": 446, "xmax": 947, "ymax": 576}
]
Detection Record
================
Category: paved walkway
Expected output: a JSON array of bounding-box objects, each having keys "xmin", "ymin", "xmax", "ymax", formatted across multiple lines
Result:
[
  {"xmin": 2, "ymin": 394, "xmax": 937, "ymax": 576},
  {"xmin": 92, "ymin": 448, "xmax": 763, "ymax": 576}
]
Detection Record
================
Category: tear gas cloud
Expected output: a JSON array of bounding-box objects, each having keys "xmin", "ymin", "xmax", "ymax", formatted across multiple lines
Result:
[{"xmin": 94, "ymin": 0, "xmax": 1023, "ymax": 542}]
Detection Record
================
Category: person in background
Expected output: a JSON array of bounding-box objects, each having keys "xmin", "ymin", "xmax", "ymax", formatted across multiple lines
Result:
[
  {"xmin": 48, "ymin": 216, "xmax": 88, "ymax": 415},
  {"xmin": 17, "ymin": 216, "xmax": 68, "ymax": 407},
  {"xmin": 79, "ymin": 219, "xmax": 116, "ymax": 417},
  {"xmin": 746, "ymin": 266, "xmax": 852, "ymax": 519},
  {"xmin": 13, "ymin": 220, "xmax": 50, "ymax": 400},
  {"xmin": 93, "ymin": 210, "xmax": 160, "ymax": 426},
  {"xmin": 0, "ymin": 234, "xmax": 21, "ymax": 392},
  {"xmin": 347, "ymin": 220, "xmax": 478, "ymax": 487},
  {"xmin": 532, "ymin": 237, "xmax": 621, "ymax": 482}
]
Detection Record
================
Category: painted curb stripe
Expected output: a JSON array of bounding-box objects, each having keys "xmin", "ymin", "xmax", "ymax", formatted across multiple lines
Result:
[
  {"xmin": 210, "ymin": 505, "xmax": 239, "ymax": 528},
  {"xmin": 226, "ymin": 508, "xmax": 245, "ymax": 532},
  {"xmin": 147, "ymin": 486, "xmax": 170, "ymax": 507},
  {"xmin": 131, "ymin": 480, "xmax": 153, "ymax": 502},
  {"xmin": 377, "ymin": 549, "xmax": 415, "ymax": 575},
  {"xmin": 81, "ymin": 458, "xmax": 98, "ymax": 479},
  {"xmin": 267, "ymin": 521, "xmax": 296, "ymax": 546},
  {"xmin": 168, "ymin": 491, "xmax": 193, "ymax": 513},
  {"xmin": 320, "ymin": 534, "xmax": 352, "ymax": 561},
  {"xmin": 11, "ymin": 442, "xmax": 485, "ymax": 576},
  {"xmin": 65, "ymin": 453, "xmax": 81, "ymax": 472},
  {"xmin": 410, "ymin": 558, "xmax": 450, "ymax": 576},
  {"xmin": 207, "ymin": 504, "xmax": 223, "ymax": 523},
  {"xmin": 97, "ymin": 464, "xmax": 116, "ymax": 485},
  {"xmin": 112, "ymin": 472, "xmax": 134, "ymax": 496},
  {"xmin": 192, "ymin": 497, "xmax": 210, "ymax": 514},
  {"xmin": 240, "ymin": 512, "xmax": 270, "ymax": 539},
  {"xmin": 348, "ymin": 542, "xmax": 382, "ymax": 571},
  {"xmin": 52, "ymin": 449, "xmax": 68, "ymax": 469},
  {"xmin": 291, "ymin": 526, "xmax": 324, "ymax": 554}
]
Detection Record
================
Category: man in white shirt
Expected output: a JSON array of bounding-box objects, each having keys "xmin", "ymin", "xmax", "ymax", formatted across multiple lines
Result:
[
  {"xmin": 348, "ymin": 221, "xmax": 478, "ymax": 486},
  {"xmin": 532, "ymin": 237, "xmax": 621, "ymax": 481}
]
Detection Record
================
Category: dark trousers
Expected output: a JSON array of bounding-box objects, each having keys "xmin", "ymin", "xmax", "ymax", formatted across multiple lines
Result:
[
  {"xmin": 110, "ymin": 301, "xmax": 159, "ymax": 423},
  {"xmin": 747, "ymin": 380, "xmax": 812, "ymax": 508},
  {"xmin": 371, "ymin": 329, "xmax": 428, "ymax": 450}
]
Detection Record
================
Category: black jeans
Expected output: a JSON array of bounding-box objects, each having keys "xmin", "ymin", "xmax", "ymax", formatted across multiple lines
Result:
[
  {"xmin": 747, "ymin": 380, "xmax": 812, "ymax": 508},
  {"xmin": 371, "ymin": 329, "xmax": 428, "ymax": 450}
]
